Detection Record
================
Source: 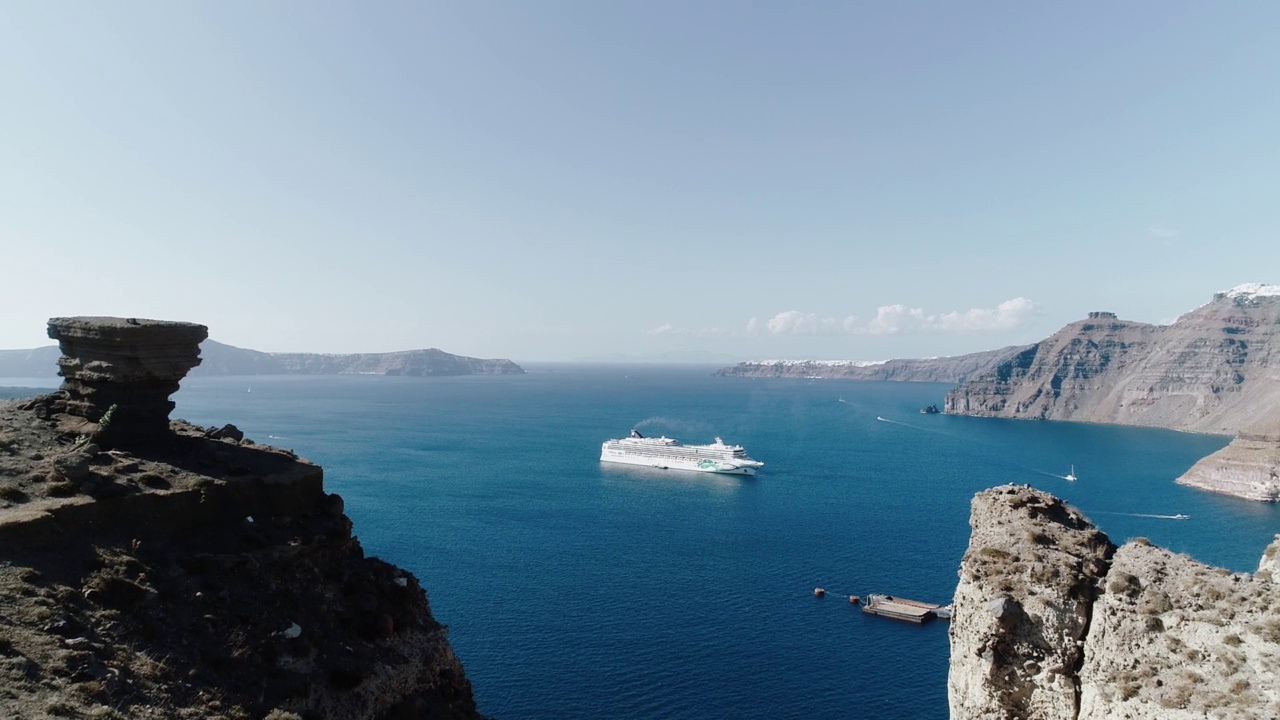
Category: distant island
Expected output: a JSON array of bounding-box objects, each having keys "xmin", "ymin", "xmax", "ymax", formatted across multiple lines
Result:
[
  {"xmin": 714, "ymin": 345, "xmax": 1026, "ymax": 384},
  {"xmin": 0, "ymin": 339, "xmax": 523, "ymax": 377}
]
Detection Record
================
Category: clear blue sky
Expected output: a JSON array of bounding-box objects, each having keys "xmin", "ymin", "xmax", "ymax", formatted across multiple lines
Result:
[{"xmin": 2, "ymin": 2, "xmax": 1276, "ymax": 362}]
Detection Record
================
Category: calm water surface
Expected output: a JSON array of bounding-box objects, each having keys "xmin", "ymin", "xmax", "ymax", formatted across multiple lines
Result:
[{"xmin": 121, "ymin": 366, "xmax": 1273, "ymax": 718}]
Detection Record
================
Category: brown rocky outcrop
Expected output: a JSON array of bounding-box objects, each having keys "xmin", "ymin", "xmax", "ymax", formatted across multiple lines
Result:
[
  {"xmin": 46, "ymin": 317, "xmax": 208, "ymax": 446},
  {"xmin": 950, "ymin": 485, "xmax": 1280, "ymax": 720},
  {"xmin": 944, "ymin": 286, "xmax": 1280, "ymax": 436},
  {"xmin": 0, "ymin": 318, "xmax": 483, "ymax": 720}
]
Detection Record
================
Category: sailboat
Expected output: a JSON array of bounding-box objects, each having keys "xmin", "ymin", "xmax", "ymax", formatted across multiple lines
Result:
[{"xmin": 1064, "ymin": 464, "xmax": 1077, "ymax": 482}]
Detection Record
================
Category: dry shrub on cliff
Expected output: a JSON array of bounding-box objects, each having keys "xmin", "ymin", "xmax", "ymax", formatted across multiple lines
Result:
[
  {"xmin": 1107, "ymin": 571, "xmax": 1141, "ymax": 598},
  {"xmin": 1257, "ymin": 618, "xmax": 1280, "ymax": 643},
  {"xmin": 0, "ymin": 482, "xmax": 29, "ymax": 503},
  {"xmin": 1138, "ymin": 589, "xmax": 1173, "ymax": 615}
]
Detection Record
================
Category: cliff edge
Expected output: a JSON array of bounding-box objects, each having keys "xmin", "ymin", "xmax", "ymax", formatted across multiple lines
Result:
[
  {"xmin": 950, "ymin": 485, "xmax": 1280, "ymax": 720},
  {"xmin": 944, "ymin": 287, "xmax": 1280, "ymax": 434},
  {"xmin": 0, "ymin": 317, "xmax": 482, "ymax": 719},
  {"xmin": 945, "ymin": 285, "xmax": 1280, "ymax": 502}
]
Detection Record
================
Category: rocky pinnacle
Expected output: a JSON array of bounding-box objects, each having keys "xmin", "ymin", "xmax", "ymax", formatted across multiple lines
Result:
[{"xmin": 47, "ymin": 316, "xmax": 208, "ymax": 446}]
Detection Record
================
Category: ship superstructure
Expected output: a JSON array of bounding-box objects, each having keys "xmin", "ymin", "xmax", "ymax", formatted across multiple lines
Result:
[{"xmin": 600, "ymin": 429, "xmax": 764, "ymax": 475}]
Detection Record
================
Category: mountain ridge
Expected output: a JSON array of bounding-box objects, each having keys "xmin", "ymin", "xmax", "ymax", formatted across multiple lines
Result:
[
  {"xmin": 713, "ymin": 345, "xmax": 1028, "ymax": 384},
  {"xmin": 944, "ymin": 285, "xmax": 1280, "ymax": 502},
  {"xmin": 944, "ymin": 289, "xmax": 1280, "ymax": 435},
  {"xmin": 0, "ymin": 340, "xmax": 523, "ymax": 377}
]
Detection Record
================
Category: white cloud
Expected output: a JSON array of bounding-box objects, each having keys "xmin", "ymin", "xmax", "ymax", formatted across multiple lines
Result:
[
  {"xmin": 651, "ymin": 298, "xmax": 1038, "ymax": 340},
  {"xmin": 865, "ymin": 304, "xmax": 927, "ymax": 335},
  {"xmin": 926, "ymin": 297, "xmax": 1038, "ymax": 333},
  {"xmin": 757, "ymin": 310, "xmax": 858, "ymax": 336},
  {"xmin": 767, "ymin": 311, "xmax": 817, "ymax": 335},
  {"xmin": 750, "ymin": 298, "xmax": 1038, "ymax": 337}
]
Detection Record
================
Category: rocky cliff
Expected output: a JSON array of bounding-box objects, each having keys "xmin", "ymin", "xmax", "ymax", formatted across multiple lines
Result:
[
  {"xmin": 950, "ymin": 485, "xmax": 1280, "ymax": 720},
  {"xmin": 0, "ymin": 318, "xmax": 483, "ymax": 719},
  {"xmin": 944, "ymin": 285, "xmax": 1280, "ymax": 502},
  {"xmin": 1175, "ymin": 414, "xmax": 1280, "ymax": 501},
  {"xmin": 944, "ymin": 287, "xmax": 1280, "ymax": 435},
  {"xmin": 714, "ymin": 345, "xmax": 1026, "ymax": 383},
  {"xmin": 0, "ymin": 340, "xmax": 523, "ymax": 378}
]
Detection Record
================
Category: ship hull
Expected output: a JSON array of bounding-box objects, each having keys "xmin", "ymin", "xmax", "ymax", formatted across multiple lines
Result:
[{"xmin": 600, "ymin": 453, "xmax": 759, "ymax": 475}]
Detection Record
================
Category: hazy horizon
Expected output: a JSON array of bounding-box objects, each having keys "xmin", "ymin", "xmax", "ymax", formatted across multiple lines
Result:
[{"xmin": 4, "ymin": 3, "xmax": 1277, "ymax": 361}]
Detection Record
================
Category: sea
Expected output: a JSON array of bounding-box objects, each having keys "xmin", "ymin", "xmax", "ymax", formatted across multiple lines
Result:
[{"xmin": 5, "ymin": 366, "xmax": 1277, "ymax": 719}]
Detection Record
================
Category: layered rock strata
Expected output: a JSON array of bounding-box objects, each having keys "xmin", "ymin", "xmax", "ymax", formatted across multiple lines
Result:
[
  {"xmin": 0, "ymin": 318, "xmax": 483, "ymax": 719},
  {"xmin": 1175, "ymin": 415, "xmax": 1280, "ymax": 501},
  {"xmin": 950, "ymin": 485, "xmax": 1280, "ymax": 720},
  {"xmin": 945, "ymin": 285, "xmax": 1280, "ymax": 435},
  {"xmin": 46, "ymin": 317, "xmax": 208, "ymax": 446}
]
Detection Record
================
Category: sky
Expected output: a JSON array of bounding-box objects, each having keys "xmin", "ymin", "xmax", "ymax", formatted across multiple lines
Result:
[{"xmin": 2, "ymin": 2, "xmax": 1278, "ymax": 362}]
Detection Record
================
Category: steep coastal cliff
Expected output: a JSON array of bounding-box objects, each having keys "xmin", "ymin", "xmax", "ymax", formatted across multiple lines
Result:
[
  {"xmin": 715, "ymin": 345, "xmax": 1025, "ymax": 383},
  {"xmin": 0, "ymin": 318, "xmax": 482, "ymax": 719},
  {"xmin": 950, "ymin": 485, "xmax": 1280, "ymax": 720},
  {"xmin": 944, "ymin": 285, "xmax": 1280, "ymax": 502},
  {"xmin": 1175, "ymin": 414, "xmax": 1280, "ymax": 501},
  {"xmin": 944, "ymin": 287, "xmax": 1280, "ymax": 434}
]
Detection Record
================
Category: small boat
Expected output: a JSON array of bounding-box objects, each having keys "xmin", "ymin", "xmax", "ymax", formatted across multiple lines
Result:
[
  {"xmin": 1172, "ymin": 513, "xmax": 1189, "ymax": 520},
  {"xmin": 1064, "ymin": 465, "xmax": 1077, "ymax": 482}
]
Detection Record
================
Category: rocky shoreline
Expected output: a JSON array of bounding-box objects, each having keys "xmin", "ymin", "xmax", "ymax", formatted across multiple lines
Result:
[
  {"xmin": 950, "ymin": 485, "xmax": 1280, "ymax": 720},
  {"xmin": 0, "ymin": 317, "xmax": 482, "ymax": 719}
]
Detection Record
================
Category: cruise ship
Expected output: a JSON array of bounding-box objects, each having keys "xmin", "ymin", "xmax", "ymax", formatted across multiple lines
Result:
[{"xmin": 600, "ymin": 429, "xmax": 764, "ymax": 475}]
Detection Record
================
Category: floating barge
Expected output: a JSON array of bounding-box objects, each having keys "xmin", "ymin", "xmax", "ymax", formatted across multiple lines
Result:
[{"xmin": 861, "ymin": 594, "xmax": 952, "ymax": 623}]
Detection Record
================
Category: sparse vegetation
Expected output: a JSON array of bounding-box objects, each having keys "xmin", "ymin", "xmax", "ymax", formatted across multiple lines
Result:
[
  {"xmin": 0, "ymin": 483, "xmax": 28, "ymax": 502},
  {"xmin": 978, "ymin": 546, "xmax": 1012, "ymax": 561},
  {"xmin": 1256, "ymin": 618, "xmax": 1280, "ymax": 643},
  {"xmin": 1107, "ymin": 571, "xmax": 1142, "ymax": 598},
  {"xmin": 1140, "ymin": 589, "xmax": 1174, "ymax": 615}
]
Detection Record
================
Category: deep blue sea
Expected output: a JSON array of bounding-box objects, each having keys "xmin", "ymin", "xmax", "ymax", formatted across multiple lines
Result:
[{"xmin": 9, "ymin": 367, "xmax": 1277, "ymax": 719}]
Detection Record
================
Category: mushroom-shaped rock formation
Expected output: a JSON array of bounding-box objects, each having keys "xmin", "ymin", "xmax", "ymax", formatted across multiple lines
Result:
[{"xmin": 47, "ymin": 316, "xmax": 208, "ymax": 446}]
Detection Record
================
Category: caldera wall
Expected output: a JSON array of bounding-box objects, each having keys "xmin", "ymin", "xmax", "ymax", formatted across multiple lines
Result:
[{"xmin": 950, "ymin": 485, "xmax": 1280, "ymax": 720}]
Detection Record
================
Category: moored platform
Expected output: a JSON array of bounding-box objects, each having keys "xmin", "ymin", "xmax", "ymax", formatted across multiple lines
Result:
[{"xmin": 861, "ymin": 594, "xmax": 949, "ymax": 623}]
